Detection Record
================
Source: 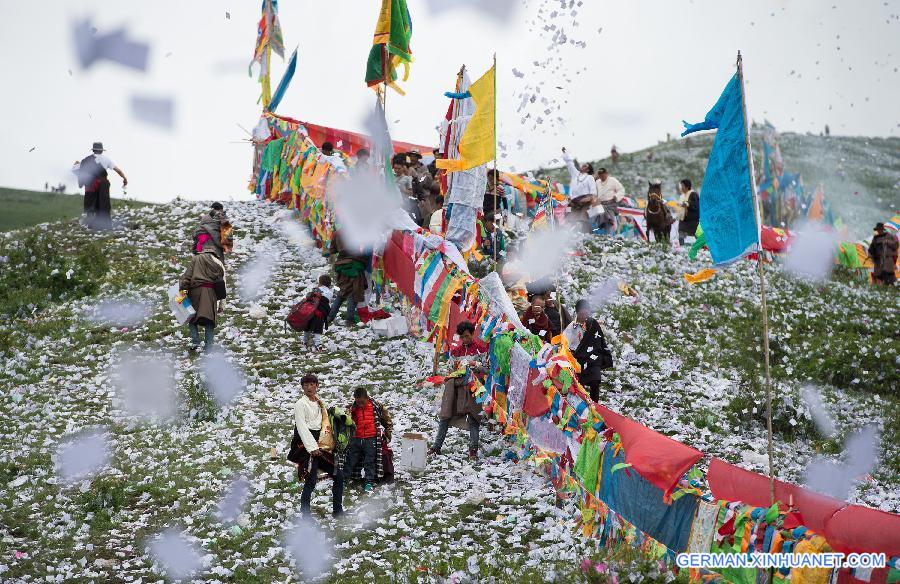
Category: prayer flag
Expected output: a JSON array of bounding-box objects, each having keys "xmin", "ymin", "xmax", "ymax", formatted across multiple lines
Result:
[
  {"xmin": 267, "ymin": 47, "xmax": 297, "ymax": 113},
  {"xmin": 250, "ymin": 0, "xmax": 285, "ymax": 109},
  {"xmin": 436, "ymin": 64, "xmax": 496, "ymax": 172},
  {"xmin": 682, "ymin": 73, "xmax": 759, "ymax": 266},
  {"xmin": 365, "ymin": 0, "xmax": 413, "ymax": 95},
  {"xmin": 683, "ymin": 268, "xmax": 717, "ymax": 284}
]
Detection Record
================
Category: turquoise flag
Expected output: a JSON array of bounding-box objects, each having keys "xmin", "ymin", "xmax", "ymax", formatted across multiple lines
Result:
[
  {"xmin": 682, "ymin": 74, "xmax": 759, "ymax": 266},
  {"xmin": 267, "ymin": 46, "xmax": 297, "ymax": 113}
]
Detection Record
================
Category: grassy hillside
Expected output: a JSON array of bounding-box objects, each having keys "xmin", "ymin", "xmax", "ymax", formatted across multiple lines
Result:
[
  {"xmin": 0, "ymin": 187, "xmax": 152, "ymax": 233},
  {"xmin": 539, "ymin": 132, "xmax": 900, "ymax": 240},
  {"xmin": 0, "ymin": 201, "xmax": 897, "ymax": 581}
]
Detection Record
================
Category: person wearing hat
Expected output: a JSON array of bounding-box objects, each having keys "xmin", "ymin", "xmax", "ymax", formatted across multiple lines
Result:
[
  {"xmin": 407, "ymin": 151, "xmax": 431, "ymax": 184},
  {"xmin": 868, "ymin": 222, "xmax": 898, "ymax": 286},
  {"xmin": 427, "ymin": 148, "xmax": 441, "ymax": 178},
  {"xmin": 72, "ymin": 142, "xmax": 127, "ymax": 229}
]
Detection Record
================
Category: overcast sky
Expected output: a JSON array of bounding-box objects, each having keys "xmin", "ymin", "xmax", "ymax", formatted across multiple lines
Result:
[{"xmin": 0, "ymin": 0, "xmax": 897, "ymax": 203}]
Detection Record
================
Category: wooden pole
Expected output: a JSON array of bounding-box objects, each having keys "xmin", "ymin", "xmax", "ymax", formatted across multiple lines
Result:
[
  {"xmin": 382, "ymin": 44, "xmax": 389, "ymax": 160},
  {"xmin": 548, "ymin": 182, "xmax": 565, "ymax": 328},
  {"xmin": 430, "ymin": 66, "xmax": 468, "ymax": 378},
  {"xmin": 432, "ymin": 329, "xmax": 441, "ymax": 375},
  {"xmin": 737, "ymin": 51, "xmax": 776, "ymax": 506}
]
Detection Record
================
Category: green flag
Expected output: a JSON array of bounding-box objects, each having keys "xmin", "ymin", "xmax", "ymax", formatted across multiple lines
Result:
[{"xmin": 365, "ymin": 0, "xmax": 413, "ymax": 94}]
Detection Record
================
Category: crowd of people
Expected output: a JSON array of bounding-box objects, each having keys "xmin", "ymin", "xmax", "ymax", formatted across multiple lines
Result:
[
  {"xmin": 161, "ymin": 139, "xmax": 897, "ymax": 518},
  {"xmin": 561, "ymin": 146, "xmax": 700, "ymax": 244}
]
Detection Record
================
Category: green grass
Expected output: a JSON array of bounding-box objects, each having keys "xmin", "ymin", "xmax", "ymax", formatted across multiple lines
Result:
[
  {"xmin": 0, "ymin": 186, "xmax": 152, "ymax": 232},
  {"xmin": 0, "ymin": 204, "xmax": 172, "ymax": 346}
]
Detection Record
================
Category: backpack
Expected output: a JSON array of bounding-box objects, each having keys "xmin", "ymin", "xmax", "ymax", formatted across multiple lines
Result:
[
  {"xmin": 286, "ymin": 289, "xmax": 323, "ymax": 331},
  {"xmin": 327, "ymin": 406, "xmax": 355, "ymax": 453},
  {"xmin": 75, "ymin": 155, "xmax": 106, "ymax": 189}
]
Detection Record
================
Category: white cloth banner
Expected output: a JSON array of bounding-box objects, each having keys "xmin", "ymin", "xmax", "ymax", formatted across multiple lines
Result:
[
  {"xmin": 507, "ymin": 343, "xmax": 531, "ymax": 414},
  {"xmin": 477, "ymin": 272, "xmax": 527, "ymax": 333}
]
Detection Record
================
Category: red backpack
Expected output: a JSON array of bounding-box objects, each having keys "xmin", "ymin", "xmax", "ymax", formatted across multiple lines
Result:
[{"xmin": 286, "ymin": 290, "xmax": 323, "ymax": 332}]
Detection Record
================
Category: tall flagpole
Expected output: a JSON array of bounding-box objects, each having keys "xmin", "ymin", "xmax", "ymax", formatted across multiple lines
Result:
[
  {"xmin": 548, "ymin": 182, "xmax": 565, "ymax": 331},
  {"xmin": 382, "ymin": 45, "xmax": 389, "ymax": 170},
  {"xmin": 738, "ymin": 51, "xmax": 776, "ymax": 505},
  {"xmin": 492, "ymin": 53, "xmax": 499, "ymax": 268}
]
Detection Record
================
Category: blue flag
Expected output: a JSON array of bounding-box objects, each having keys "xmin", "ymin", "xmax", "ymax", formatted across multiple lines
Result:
[
  {"xmin": 682, "ymin": 73, "xmax": 759, "ymax": 266},
  {"xmin": 267, "ymin": 47, "xmax": 298, "ymax": 113}
]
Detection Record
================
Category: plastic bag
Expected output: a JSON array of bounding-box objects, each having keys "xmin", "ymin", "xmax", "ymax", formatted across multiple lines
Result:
[{"xmin": 168, "ymin": 283, "xmax": 195, "ymax": 325}]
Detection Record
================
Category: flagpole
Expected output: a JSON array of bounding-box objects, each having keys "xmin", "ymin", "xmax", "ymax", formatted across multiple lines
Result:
[
  {"xmin": 492, "ymin": 53, "xmax": 499, "ymax": 269},
  {"xmin": 382, "ymin": 45, "xmax": 389, "ymax": 170},
  {"xmin": 548, "ymin": 182, "xmax": 565, "ymax": 329},
  {"xmin": 737, "ymin": 51, "xmax": 776, "ymax": 506}
]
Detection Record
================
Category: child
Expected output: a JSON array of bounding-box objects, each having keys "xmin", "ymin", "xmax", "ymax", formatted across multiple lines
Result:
[{"xmin": 302, "ymin": 274, "xmax": 333, "ymax": 349}]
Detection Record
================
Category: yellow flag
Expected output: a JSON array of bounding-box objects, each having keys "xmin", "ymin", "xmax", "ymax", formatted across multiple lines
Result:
[
  {"xmin": 437, "ymin": 64, "xmax": 495, "ymax": 172},
  {"xmin": 683, "ymin": 268, "xmax": 717, "ymax": 284}
]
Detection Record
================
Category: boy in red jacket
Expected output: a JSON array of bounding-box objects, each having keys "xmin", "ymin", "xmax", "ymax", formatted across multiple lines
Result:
[{"xmin": 346, "ymin": 387, "xmax": 393, "ymax": 492}]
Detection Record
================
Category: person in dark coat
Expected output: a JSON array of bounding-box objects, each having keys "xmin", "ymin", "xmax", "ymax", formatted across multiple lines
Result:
[
  {"xmin": 522, "ymin": 295, "xmax": 553, "ymax": 342},
  {"xmin": 194, "ymin": 203, "xmax": 232, "ymax": 263},
  {"xmin": 564, "ymin": 299, "xmax": 611, "ymax": 402},
  {"xmin": 345, "ymin": 387, "xmax": 394, "ymax": 490},
  {"xmin": 431, "ymin": 376, "xmax": 482, "ymax": 460},
  {"xmin": 542, "ymin": 291, "xmax": 572, "ymax": 338},
  {"xmin": 448, "ymin": 321, "xmax": 489, "ymax": 366},
  {"xmin": 429, "ymin": 322, "xmax": 486, "ymax": 460},
  {"xmin": 301, "ymin": 274, "xmax": 333, "ymax": 349},
  {"xmin": 327, "ymin": 231, "xmax": 369, "ymax": 326},
  {"xmin": 525, "ymin": 280, "xmax": 572, "ymax": 338},
  {"xmin": 868, "ymin": 223, "xmax": 898, "ymax": 286},
  {"xmin": 179, "ymin": 241, "xmax": 225, "ymax": 351},
  {"xmin": 427, "ymin": 148, "xmax": 441, "ymax": 178},
  {"xmin": 72, "ymin": 142, "xmax": 127, "ymax": 230},
  {"xmin": 677, "ymin": 179, "xmax": 701, "ymax": 244}
]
